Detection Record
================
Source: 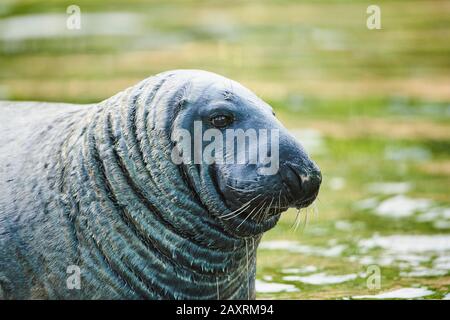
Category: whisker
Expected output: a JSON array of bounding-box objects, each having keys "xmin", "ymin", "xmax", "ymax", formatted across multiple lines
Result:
[
  {"xmin": 311, "ymin": 201, "xmax": 319, "ymax": 222},
  {"xmin": 221, "ymin": 194, "xmax": 259, "ymax": 218},
  {"xmin": 253, "ymin": 199, "xmax": 269, "ymax": 223},
  {"xmin": 295, "ymin": 207, "xmax": 309, "ymax": 232},
  {"xmin": 237, "ymin": 200, "xmax": 266, "ymax": 229},
  {"xmin": 226, "ymin": 177, "xmax": 261, "ymax": 184},
  {"xmin": 283, "ymin": 193, "xmax": 289, "ymax": 205},
  {"xmin": 277, "ymin": 190, "xmax": 282, "ymax": 210},
  {"xmin": 222, "ymin": 204, "xmax": 252, "ymax": 221},
  {"xmin": 225, "ymin": 184, "xmax": 263, "ymax": 193},
  {"xmin": 254, "ymin": 199, "xmax": 268, "ymax": 223},
  {"xmin": 260, "ymin": 196, "xmax": 275, "ymax": 223},
  {"xmin": 291, "ymin": 208, "xmax": 301, "ymax": 230},
  {"xmin": 220, "ymin": 200, "xmax": 253, "ymax": 220},
  {"xmin": 302, "ymin": 207, "xmax": 309, "ymax": 231},
  {"xmin": 222, "ymin": 194, "xmax": 262, "ymax": 220}
]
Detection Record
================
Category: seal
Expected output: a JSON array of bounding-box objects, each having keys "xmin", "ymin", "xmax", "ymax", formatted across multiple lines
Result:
[{"xmin": 0, "ymin": 70, "xmax": 321, "ymax": 299}]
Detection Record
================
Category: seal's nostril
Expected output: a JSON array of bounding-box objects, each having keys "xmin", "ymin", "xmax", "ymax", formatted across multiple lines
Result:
[
  {"xmin": 283, "ymin": 164, "xmax": 302, "ymax": 196},
  {"xmin": 299, "ymin": 174, "xmax": 310, "ymax": 183},
  {"xmin": 311, "ymin": 170, "xmax": 322, "ymax": 185},
  {"xmin": 283, "ymin": 163, "xmax": 321, "ymax": 207}
]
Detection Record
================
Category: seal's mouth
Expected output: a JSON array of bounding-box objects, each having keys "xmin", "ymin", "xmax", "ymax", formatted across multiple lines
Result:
[
  {"xmin": 224, "ymin": 193, "xmax": 317, "ymax": 225},
  {"xmin": 214, "ymin": 175, "xmax": 320, "ymax": 224},
  {"xmin": 219, "ymin": 201, "xmax": 285, "ymax": 233},
  {"xmin": 292, "ymin": 190, "xmax": 320, "ymax": 210},
  {"xmin": 208, "ymin": 162, "xmax": 321, "ymax": 236},
  {"xmin": 208, "ymin": 168, "xmax": 280, "ymax": 232}
]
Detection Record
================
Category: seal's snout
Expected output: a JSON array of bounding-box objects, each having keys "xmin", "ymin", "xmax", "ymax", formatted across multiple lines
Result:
[{"xmin": 282, "ymin": 162, "xmax": 322, "ymax": 209}]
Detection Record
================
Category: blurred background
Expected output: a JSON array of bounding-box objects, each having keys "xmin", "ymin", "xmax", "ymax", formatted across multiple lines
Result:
[{"xmin": 0, "ymin": 0, "xmax": 449, "ymax": 299}]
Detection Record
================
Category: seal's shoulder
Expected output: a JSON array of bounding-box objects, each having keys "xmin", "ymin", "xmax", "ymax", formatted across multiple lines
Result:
[{"xmin": 0, "ymin": 101, "xmax": 90, "ymax": 178}]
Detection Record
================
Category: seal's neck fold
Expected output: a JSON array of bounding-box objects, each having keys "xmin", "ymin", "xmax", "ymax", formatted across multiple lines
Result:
[{"xmin": 55, "ymin": 80, "xmax": 260, "ymax": 299}]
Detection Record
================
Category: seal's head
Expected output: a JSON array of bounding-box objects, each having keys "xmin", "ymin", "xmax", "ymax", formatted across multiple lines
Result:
[{"xmin": 164, "ymin": 70, "xmax": 321, "ymax": 237}]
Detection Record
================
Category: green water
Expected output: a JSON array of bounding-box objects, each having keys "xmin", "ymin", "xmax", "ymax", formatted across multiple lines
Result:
[{"xmin": 0, "ymin": 0, "xmax": 449, "ymax": 299}]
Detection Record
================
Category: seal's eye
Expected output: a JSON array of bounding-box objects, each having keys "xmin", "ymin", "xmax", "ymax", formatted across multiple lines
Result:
[{"xmin": 210, "ymin": 114, "xmax": 233, "ymax": 128}]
